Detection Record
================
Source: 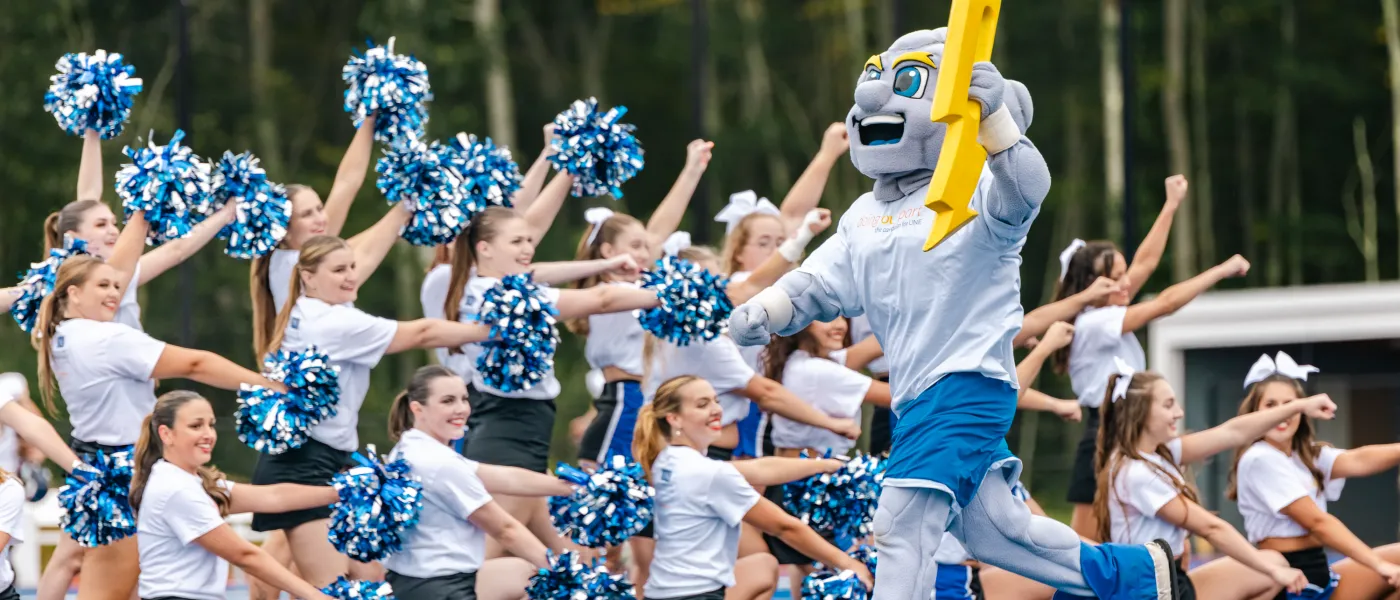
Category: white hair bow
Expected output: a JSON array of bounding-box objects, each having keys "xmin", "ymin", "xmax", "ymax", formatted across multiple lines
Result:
[
  {"xmin": 1059, "ymin": 239, "xmax": 1086, "ymax": 281},
  {"xmin": 584, "ymin": 207, "xmax": 616, "ymax": 246},
  {"xmin": 1243, "ymin": 352, "xmax": 1318, "ymax": 389},
  {"xmin": 714, "ymin": 190, "xmax": 780, "ymax": 235},
  {"xmin": 1111, "ymin": 356, "xmax": 1136, "ymax": 403},
  {"xmin": 662, "ymin": 231, "xmax": 692, "ymax": 257}
]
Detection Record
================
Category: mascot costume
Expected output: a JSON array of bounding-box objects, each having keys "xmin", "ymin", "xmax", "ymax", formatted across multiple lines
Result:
[{"xmin": 730, "ymin": 27, "xmax": 1183, "ymax": 600}]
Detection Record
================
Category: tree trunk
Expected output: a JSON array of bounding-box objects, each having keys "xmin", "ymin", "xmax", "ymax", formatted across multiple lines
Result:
[
  {"xmin": 249, "ymin": 0, "xmax": 283, "ymax": 174},
  {"xmin": 1266, "ymin": 1, "xmax": 1296, "ymax": 287},
  {"xmin": 1232, "ymin": 43, "xmax": 1257, "ymax": 285},
  {"xmin": 1162, "ymin": 0, "xmax": 1196, "ymax": 281},
  {"xmin": 1383, "ymin": 0, "xmax": 1400, "ymax": 276},
  {"xmin": 1188, "ymin": 0, "xmax": 1214, "ymax": 269},
  {"xmin": 1351, "ymin": 118, "xmax": 1380, "ymax": 282},
  {"xmin": 475, "ymin": 0, "xmax": 516, "ymax": 149},
  {"xmin": 1100, "ymin": 0, "xmax": 1125, "ymax": 243},
  {"xmin": 738, "ymin": 0, "xmax": 790, "ymax": 197}
]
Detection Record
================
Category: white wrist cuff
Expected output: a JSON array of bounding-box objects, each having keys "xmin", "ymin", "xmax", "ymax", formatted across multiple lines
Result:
[
  {"xmin": 778, "ymin": 211, "xmax": 821, "ymax": 262},
  {"xmin": 978, "ymin": 104, "xmax": 1021, "ymax": 155},
  {"xmin": 751, "ymin": 287, "xmax": 795, "ymax": 333}
]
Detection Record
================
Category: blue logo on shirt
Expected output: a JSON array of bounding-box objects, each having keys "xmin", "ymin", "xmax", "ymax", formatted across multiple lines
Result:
[
  {"xmin": 55, "ymin": 336, "xmax": 64, "ymax": 349},
  {"xmin": 290, "ymin": 317, "xmax": 300, "ymax": 330},
  {"xmin": 660, "ymin": 468, "xmax": 672, "ymax": 483}
]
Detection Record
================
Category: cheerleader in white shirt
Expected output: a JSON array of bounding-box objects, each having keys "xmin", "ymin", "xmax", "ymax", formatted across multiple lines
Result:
[
  {"xmin": 383, "ymin": 365, "xmax": 574, "ymax": 600},
  {"xmin": 1094, "ymin": 361, "xmax": 1342, "ymax": 600},
  {"xmin": 1227, "ymin": 352, "xmax": 1400, "ymax": 600},
  {"xmin": 131, "ymin": 390, "xmax": 339, "ymax": 600},
  {"xmin": 250, "ymin": 234, "xmax": 502, "ymax": 589},
  {"xmin": 634, "ymin": 375, "xmax": 872, "ymax": 600}
]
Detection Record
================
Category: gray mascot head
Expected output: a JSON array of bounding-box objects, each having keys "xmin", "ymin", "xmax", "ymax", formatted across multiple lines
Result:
[{"xmin": 846, "ymin": 28, "xmax": 1033, "ymax": 185}]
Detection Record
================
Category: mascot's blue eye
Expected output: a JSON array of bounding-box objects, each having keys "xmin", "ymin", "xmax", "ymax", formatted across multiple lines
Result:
[{"xmin": 893, "ymin": 66, "xmax": 927, "ymax": 98}]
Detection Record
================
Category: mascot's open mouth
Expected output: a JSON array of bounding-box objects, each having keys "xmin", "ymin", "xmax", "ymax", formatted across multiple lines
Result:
[{"xmin": 858, "ymin": 114, "xmax": 905, "ymax": 146}]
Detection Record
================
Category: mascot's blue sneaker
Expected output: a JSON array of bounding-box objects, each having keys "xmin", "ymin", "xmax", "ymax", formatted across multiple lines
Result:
[{"xmin": 1052, "ymin": 538, "xmax": 1183, "ymax": 600}]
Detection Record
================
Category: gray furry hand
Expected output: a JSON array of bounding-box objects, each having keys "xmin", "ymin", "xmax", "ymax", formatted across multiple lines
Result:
[
  {"xmin": 968, "ymin": 62, "xmax": 1006, "ymax": 120},
  {"xmin": 728, "ymin": 303, "xmax": 773, "ymax": 347}
]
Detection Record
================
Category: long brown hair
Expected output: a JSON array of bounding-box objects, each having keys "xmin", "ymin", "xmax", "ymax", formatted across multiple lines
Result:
[
  {"xmin": 1226, "ymin": 375, "xmax": 1326, "ymax": 500},
  {"xmin": 260, "ymin": 235, "xmax": 352, "ymax": 357},
  {"xmin": 131, "ymin": 391, "xmax": 231, "ymax": 517},
  {"xmin": 1093, "ymin": 370, "xmax": 1200, "ymax": 543},
  {"xmin": 634, "ymin": 375, "xmax": 703, "ymax": 475},
  {"xmin": 1050, "ymin": 240, "xmax": 1119, "ymax": 374},
  {"xmin": 250, "ymin": 184, "xmax": 311, "ymax": 357},
  {"xmin": 566, "ymin": 212, "xmax": 645, "ymax": 336},
  {"xmin": 760, "ymin": 321, "xmax": 850, "ymax": 381},
  {"xmin": 444, "ymin": 206, "xmax": 520, "ymax": 354},
  {"xmin": 719, "ymin": 213, "xmax": 782, "ymax": 276},
  {"xmin": 388, "ymin": 365, "xmax": 460, "ymax": 441},
  {"xmin": 32, "ymin": 255, "xmax": 107, "ymax": 413},
  {"xmin": 44, "ymin": 199, "xmax": 107, "ymax": 253}
]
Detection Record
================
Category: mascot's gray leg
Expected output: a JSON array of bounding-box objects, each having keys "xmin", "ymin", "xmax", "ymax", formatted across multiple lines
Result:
[
  {"xmin": 871, "ymin": 486, "xmax": 952, "ymax": 600},
  {"xmin": 950, "ymin": 472, "xmax": 1096, "ymax": 597}
]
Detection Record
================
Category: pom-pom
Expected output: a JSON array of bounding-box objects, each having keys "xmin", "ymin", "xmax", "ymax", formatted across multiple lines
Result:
[
  {"xmin": 800, "ymin": 546, "xmax": 878, "ymax": 600},
  {"xmin": 636, "ymin": 256, "xmax": 734, "ymax": 346},
  {"xmin": 10, "ymin": 236, "xmax": 90, "ymax": 333},
  {"xmin": 210, "ymin": 151, "xmax": 291, "ymax": 259},
  {"xmin": 472, "ymin": 274, "xmax": 560, "ymax": 393},
  {"xmin": 551, "ymin": 457, "xmax": 655, "ymax": 548},
  {"xmin": 548, "ymin": 98, "xmax": 644, "ymax": 198},
  {"xmin": 449, "ymin": 132, "xmax": 521, "ymax": 211},
  {"xmin": 527, "ymin": 550, "xmax": 636, "ymax": 600},
  {"xmin": 374, "ymin": 137, "xmax": 471, "ymax": 246},
  {"xmin": 114, "ymin": 129, "xmax": 214, "ymax": 246},
  {"xmin": 235, "ymin": 346, "xmax": 342, "ymax": 454},
  {"xmin": 59, "ymin": 448, "xmax": 135, "ymax": 548},
  {"xmin": 327, "ymin": 446, "xmax": 424, "ymax": 562},
  {"xmin": 784, "ymin": 453, "xmax": 886, "ymax": 550},
  {"xmin": 1287, "ymin": 570, "xmax": 1341, "ymax": 600},
  {"xmin": 43, "ymin": 50, "xmax": 142, "ymax": 139},
  {"xmin": 321, "ymin": 576, "xmax": 395, "ymax": 600},
  {"xmin": 342, "ymin": 37, "xmax": 430, "ymax": 145}
]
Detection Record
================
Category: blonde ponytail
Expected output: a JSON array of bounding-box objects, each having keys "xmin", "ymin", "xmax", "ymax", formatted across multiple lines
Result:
[
  {"xmin": 261, "ymin": 236, "xmax": 349, "ymax": 357},
  {"xmin": 32, "ymin": 255, "xmax": 104, "ymax": 413},
  {"xmin": 633, "ymin": 375, "xmax": 701, "ymax": 475}
]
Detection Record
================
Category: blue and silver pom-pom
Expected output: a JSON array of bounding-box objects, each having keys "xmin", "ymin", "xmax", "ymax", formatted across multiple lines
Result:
[
  {"xmin": 342, "ymin": 36, "xmax": 430, "ymax": 145},
  {"xmin": 527, "ymin": 550, "xmax": 636, "ymax": 600},
  {"xmin": 636, "ymin": 256, "xmax": 734, "ymax": 346},
  {"xmin": 548, "ymin": 493, "xmax": 571, "ymax": 531},
  {"xmin": 43, "ymin": 50, "xmax": 142, "ymax": 139},
  {"xmin": 114, "ymin": 129, "xmax": 214, "ymax": 246},
  {"xmin": 472, "ymin": 274, "xmax": 560, "ymax": 393},
  {"xmin": 59, "ymin": 449, "xmax": 135, "ymax": 548},
  {"xmin": 211, "ymin": 151, "xmax": 291, "ymax": 260},
  {"xmin": 11, "ymin": 236, "xmax": 90, "ymax": 333},
  {"xmin": 801, "ymin": 546, "xmax": 877, "ymax": 600},
  {"xmin": 552, "ymin": 456, "xmax": 655, "ymax": 548},
  {"xmin": 235, "ymin": 346, "xmax": 342, "ymax": 454},
  {"xmin": 328, "ymin": 446, "xmax": 424, "ymax": 562},
  {"xmin": 375, "ymin": 137, "xmax": 470, "ymax": 246},
  {"xmin": 784, "ymin": 453, "xmax": 886, "ymax": 550},
  {"xmin": 321, "ymin": 576, "xmax": 395, "ymax": 600},
  {"xmin": 449, "ymin": 132, "xmax": 520, "ymax": 211},
  {"xmin": 548, "ymin": 98, "xmax": 645, "ymax": 198}
]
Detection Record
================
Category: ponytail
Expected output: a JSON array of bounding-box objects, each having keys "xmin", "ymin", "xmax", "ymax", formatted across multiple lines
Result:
[
  {"xmin": 43, "ymin": 213, "xmax": 63, "ymax": 253},
  {"xmin": 261, "ymin": 236, "xmax": 349, "ymax": 357},
  {"xmin": 43, "ymin": 199, "xmax": 106, "ymax": 253},
  {"xmin": 130, "ymin": 412, "xmax": 163, "ymax": 512},
  {"xmin": 131, "ymin": 391, "xmax": 230, "ymax": 517},
  {"xmin": 566, "ymin": 213, "xmax": 646, "ymax": 336},
  {"xmin": 32, "ymin": 255, "xmax": 104, "ymax": 413},
  {"xmin": 633, "ymin": 375, "xmax": 702, "ymax": 476},
  {"xmin": 250, "ymin": 255, "xmax": 277, "ymax": 359},
  {"xmin": 444, "ymin": 207, "xmax": 517, "ymax": 354},
  {"xmin": 388, "ymin": 365, "xmax": 458, "ymax": 441}
]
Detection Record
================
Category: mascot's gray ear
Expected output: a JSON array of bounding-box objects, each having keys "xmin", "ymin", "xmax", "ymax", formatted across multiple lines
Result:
[{"xmin": 1002, "ymin": 79, "xmax": 1033, "ymax": 134}]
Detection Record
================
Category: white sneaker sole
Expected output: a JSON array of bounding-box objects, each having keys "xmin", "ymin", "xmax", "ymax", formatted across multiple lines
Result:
[{"xmin": 1145, "ymin": 538, "xmax": 1177, "ymax": 600}]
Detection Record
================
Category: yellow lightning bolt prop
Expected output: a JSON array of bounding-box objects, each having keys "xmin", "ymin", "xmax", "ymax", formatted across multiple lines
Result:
[{"xmin": 923, "ymin": 0, "xmax": 1002, "ymax": 251}]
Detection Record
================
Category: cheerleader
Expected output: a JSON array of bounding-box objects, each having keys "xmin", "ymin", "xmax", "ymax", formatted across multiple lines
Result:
[
  {"xmin": 1013, "ymin": 321, "xmax": 1085, "ymax": 423},
  {"xmin": 131, "ymin": 390, "xmax": 339, "ymax": 600},
  {"xmin": 0, "ymin": 438, "xmax": 25, "ymax": 600},
  {"xmin": 634, "ymin": 375, "xmax": 873, "ymax": 600},
  {"xmin": 252, "ymin": 234, "xmax": 503, "ymax": 588},
  {"xmin": 846, "ymin": 315, "xmax": 894, "ymax": 454},
  {"xmin": 383, "ymin": 365, "xmax": 573, "ymax": 600},
  {"xmin": 1094, "ymin": 360, "xmax": 1339, "ymax": 599},
  {"xmin": 0, "ymin": 374, "xmax": 85, "ymax": 478},
  {"xmin": 1228, "ymin": 352, "xmax": 1400, "ymax": 599}
]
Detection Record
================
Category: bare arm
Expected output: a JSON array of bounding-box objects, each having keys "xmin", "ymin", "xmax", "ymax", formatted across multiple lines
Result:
[
  {"xmin": 194, "ymin": 526, "xmax": 333, "ymax": 600},
  {"xmin": 522, "ymin": 173, "xmax": 574, "ymax": 240},
  {"xmin": 1015, "ymin": 343, "xmax": 1057, "ymax": 395},
  {"xmin": 553, "ymin": 285, "xmax": 658, "ymax": 320},
  {"xmin": 1016, "ymin": 389, "xmax": 1082, "ymax": 423},
  {"xmin": 1121, "ymin": 255, "xmax": 1249, "ymax": 334},
  {"xmin": 323, "ymin": 114, "xmax": 378, "ymax": 237},
  {"xmin": 1014, "ymin": 277, "xmax": 1117, "ymax": 348},
  {"xmin": 227, "ymin": 483, "xmax": 338, "ymax": 515},
  {"xmin": 840, "ymin": 336, "xmax": 884, "ymax": 372},
  {"xmin": 510, "ymin": 123, "xmax": 558, "ymax": 213},
  {"xmin": 1123, "ymin": 176, "xmax": 1186, "ymax": 300},
  {"xmin": 137, "ymin": 202, "xmax": 237, "ymax": 285},
  {"xmin": 345, "ymin": 203, "xmax": 411, "ymax": 282},
  {"xmin": 0, "ymin": 402, "xmax": 82, "ymax": 472},
  {"xmin": 724, "ymin": 210, "xmax": 832, "ymax": 305},
  {"xmin": 645, "ymin": 140, "xmax": 712, "ymax": 248},
  {"xmin": 149, "ymin": 345, "xmax": 284, "ymax": 393},
  {"xmin": 863, "ymin": 381, "xmax": 892, "ymax": 408},
  {"xmin": 730, "ymin": 456, "xmax": 843, "ymax": 487},
  {"xmin": 741, "ymin": 376, "xmax": 860, "ymax": 440},
  {"xmin": 475, "ymin": 464, "xmax": 574, "ymax": 497},
  {"xmin": 1330, "ymin": 444, "xmax": 1400, "ymax": 479},
  {"xmin": 108, "ymin": 210, "xmax": 150, "ymax": 293},
  {"xmin": 744, "ymin": 498, "xmax": 872, "ymax": 588},
  {"xmin": 1178, "ymin": 395, "xmax": 1334, "ymax": 465},
  {"xmin": 77, "ymin": 130, "xmax": 103, "ymax": 202},
  {"xmin": 1157, "ymin": 497, "xmax": 1304, "ymax": 591},
  {"xmin": 530, "ymin": 256, "xmax": 631, "ymax": 286},
  {"xmin": 468, "ymin": 501, "xmax": 550, "ymax": 568},
  {"xmin": 386, "ymin": 319, "xmax": 494, "ymax": 355},
  {"xmin": 777, "ymin": 124, "xmax": 847, "ymax": 233},
  {"xmin": 0, "ymin": 288, "xmax": 20, "ymax": 313},
  {"xmin": 1281, "ymin": 496, "xmax": 1400, "ymax": 582}
]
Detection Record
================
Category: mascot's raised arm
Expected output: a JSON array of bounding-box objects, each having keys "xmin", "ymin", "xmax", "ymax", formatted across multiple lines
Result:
[{"xmin": 730, "ymin": 27, "xmax": 1185, "ymax": 600}]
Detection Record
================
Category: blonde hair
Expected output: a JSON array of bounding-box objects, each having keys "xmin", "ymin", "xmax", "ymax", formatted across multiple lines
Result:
[
  {"xmin": 261, "ymin": 235, "xmax": 351, "ymax": 356},
  {"xmin": 32, "ymin": 255, "xmax": 107, "ymax": 412},
  {"xmin": 719, "ymin": 213, "xmax": 782, "ymax": 275},
  {"xmin": 633, "ymin": 375, "xmax": 703, "ymax": 475},
  {"xmin": 566, "ymin": 212, "xmax": 645, "ymax": 336},
  {"xmin": 44, "ymin": 200, "xmax": 107, "ymax": 253},
  {"xmin": 250, "ymin": 183, "xmax": 313, "ymax": 358},
  {"xmin": 131, "ymin": 391, "xmax": 230, "ymax": 517}
]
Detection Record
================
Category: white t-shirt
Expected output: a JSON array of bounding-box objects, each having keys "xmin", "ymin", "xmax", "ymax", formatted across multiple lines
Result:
[
  {"xmin": 268, "ymin": 249, "xmax": 300, "ymax": 312},
  {"xmin": 646, "ymin": 445, "xmax": 762, "ymax": 598},
  {"xmin": 792, "ymin": 167, "xmax": 1027, "ymax": 411},
  {"xmin": 51, "ymin": 319, "xmax": 166, "ymax": 446},
  {"xmin": 770, "ymin": 350, "xmax": 871, "ymax": 453},
  {"xmin": 645, "ymin": 336, "xmax": 757, "ymax": 426},
  {"xmin": 1068, "ymin": 305, "xmax": 1146, "ymax": 409},
  {"xmin": 115, "ymin": 261, "xmax": 143, "ymax": 330},
  {"xmin": 282, "ymin": 297, "xmax": 398, "ymax": 451},
  {"xmin": 847, "ymin": 315, "xmax": 888, "ymax": 376},
  {"xmin": 1107, "ymin": 438, "xmax": 1188, "ymax": 555},
  {"xmin": 1236, "ymin": 441, "xmax": 1347, "ymax": 543},
  {"xmin": 584, "ymin": 281, "xmax": 646, "ymax": 377},
  {"xmin": 0, "ymin": 380, "xmax": 17, "ymax": 475},
  {"xmin": 420, "ymin": 264, "xmax": 454, "ymax": 369},
  {"xmin": 383, "ymin": 429, "xmax": 494, "ymax": 578},
  {"xmin": 0, "ymin": 478, "xmax": 26, "ymax": 590},
  {"xmin": 137, "ymin": 460, "xmax": 233, "ymax": 600},
  {"xmin": 446, "ymin": 275, "xmax": 563, "ymax": 400}
]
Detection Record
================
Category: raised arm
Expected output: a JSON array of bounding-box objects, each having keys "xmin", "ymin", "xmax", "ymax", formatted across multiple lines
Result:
[
  {"xmin": 345, "ymin": 203, "xmax": 411, "ymax": 282},
  {"xmin": 468, "ymin": 501, "xmax": 551, "ymax": 568},
  {"xmin": 1155, "ymin": 497, "xmax": 1306, "ymax": 593},
  {"xmin": 1123, "ymin": 176, "xmax": 1186, "ymax": 300},
  {"xmin": 740, "ymin": 375, "xmax": 860, "ymax": 440},
  {"xmin": 731, "ymin": 456, "xmax": 844, "ymax": 488},
  {"xmin": 522, "ymin": 173, "xmax": 574, "ymax": 240},
  {"xmin": 1121, "ymin": 255, "xmax": 1250, "ymax": 334},
  {"xmin": 553, "ymin": 284, "xmax": 659, "ymax": 320},
  {"xmin": 776, "ymin": 124, "xmax": 846, "ymax": 234},
  {"xmin": 645, "ymin": 140, "xmax": 712, "ymax": 248},
  {"xmin": 1178, "ymin": 394, "xmax": 1336, "ymax": 464},
  {"xmin": 1279, "ymin": 497, "xmax": 1400, "ymax": 586},
  {"xmin": 1014, "ymin": 277, "xmax": 1118, "ymax": 348},
  {"xmin": 78, "ymin": 130, "xmax": 103, "ymax": 202},
  {"xmin": 530, "ymin": 255, "xmax": 633, "ymax": 286},
  {"xmin": 136, "ymin": 202, "xmax": 237, "ymax": 285},
  {"xmin": 323, "ymin": 114, "xmax": 378, "ymax": 237},
  {"xmin": 194, "ymin": 526, "xmax": 334, "ymax": 600},
  {"xmin": 1015, "ymin": 322, "xmax": 1072, "ymax": 394},
  {"xmin": 510, "ymin": 123, "xmax": 558, "ymax": 213},
  {"xmin": 475, "ymin": 463, "xmax": 574, "ymax": 497},
  {"xmin": 725, "ymin": 209, "xmax": 831, "ymax": 305},
  {"xmin": 227, "ymin": 483, "xmax": 338, "ymax": 515},
  {"xmin": 108, "ymin": 210, "xmax": 151, "ymax": 293},
  {"xmin": 730, "ymin": 225, "xmax": 859, "ymax": 345},
  {"xmin": 1330, "ymin": 443, "xmax": 1400, "ymax": 479},
  {"xmin": 743, "ymin": 499, "xmax": 873, "ymax": 589},
  {"xmin": 386, "ymin": 319, "xmax": 494, "ymax": 355}
]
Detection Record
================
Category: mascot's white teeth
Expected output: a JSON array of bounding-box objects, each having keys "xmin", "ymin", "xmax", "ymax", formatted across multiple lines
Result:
[
  {"xmin": 859, "ymin": 115, "xmax": 905, "ymax": 126},
  {"xmin": 858, "ymin": 114, "xmax": 905, "ymax": 146}
]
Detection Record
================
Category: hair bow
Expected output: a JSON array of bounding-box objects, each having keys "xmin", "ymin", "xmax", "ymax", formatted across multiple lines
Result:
[
  {"xmin": 714, "ymin": 190, "xmax": 780, "ymax": 235},
  {"xmin": 1111, "ymin": 356, "xmax": 1136, "ymax": 403},
  {"xmin": 1243, "ymin": 351, "xmax": 1318, "ymax": 389},
  {"xmin": 1059, "ymin": 239, "xmax": 1086, "ymax": 281},
  {"xmin": 583, "ymin": 207, "xmax": 616, "ymax": 246},
  {"xmin": 662, "ymin": 231, "xmax": 692, "ymax": 257}
]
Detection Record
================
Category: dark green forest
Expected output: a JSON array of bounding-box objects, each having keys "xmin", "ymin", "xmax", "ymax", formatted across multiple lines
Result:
[{"xmin": 1, "ymin": 0, "xmax": 1396, "ymax": 515}]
